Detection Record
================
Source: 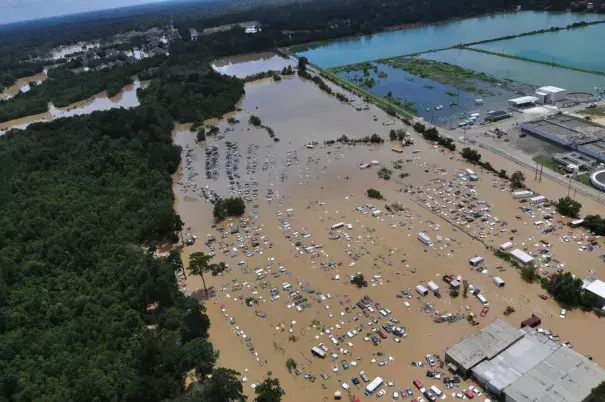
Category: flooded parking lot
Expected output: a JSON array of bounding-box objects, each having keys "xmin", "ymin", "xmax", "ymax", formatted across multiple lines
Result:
[{"xmin": 172, "ymin": 66, "xmax": 605, "ymax": 401}]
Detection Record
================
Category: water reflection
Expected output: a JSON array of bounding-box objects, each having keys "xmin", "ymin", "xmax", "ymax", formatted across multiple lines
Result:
[
  {"xmin": 0, "ymin": 80, "xmax": 147, "ymax": 132},
  {"xmin": 212, "ymin": 52, "xmax": 295, "ymax": 78}
]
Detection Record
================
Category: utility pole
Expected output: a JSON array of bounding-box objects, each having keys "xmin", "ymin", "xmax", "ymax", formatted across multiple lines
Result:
[
  {"xmin": 534, "ymin": 161, "xmax": 539, "ymax": 180},
  {"xmin": 539, "ymin": 165, "xmax": 543, "ymax": 182}
]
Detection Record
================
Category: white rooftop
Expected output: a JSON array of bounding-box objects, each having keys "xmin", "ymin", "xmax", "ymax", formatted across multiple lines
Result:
[
  {"xmin": 510, "ymin": 249, "xmax": 534, "ymax": 264},
  {"xmin": 584, "ymin": 278, "xmax": 605, "ymax": 299},
  {"xmin": 538, "ymin": 85, "xmax": 566, "ymax": 93},
  {"xmin": 509, "ymin": 96, "xmax": 538, "ymax": 105}
]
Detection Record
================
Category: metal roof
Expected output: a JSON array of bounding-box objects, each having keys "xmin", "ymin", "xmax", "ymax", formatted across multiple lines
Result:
[
  {"xmin": 472, "ymin": 327, "xmax": 559, "ymax": 393},
  {"xmin": 585, "ymin": 278, "xmax": 605, "ymax": 299},
  {"xmin": 505, "ymin": 347, "xmax": 605, "ymax": 402},
  {"xmin": 508, "ymin": 96, "xmax": 538, "ymax": 105},
  {"xmin": 445, "ymin": 319, "xmax": 524, "ymax": 371},
  {"xmin": 538, "ymin": 85, "xmax": 566, "ymax": 93}
]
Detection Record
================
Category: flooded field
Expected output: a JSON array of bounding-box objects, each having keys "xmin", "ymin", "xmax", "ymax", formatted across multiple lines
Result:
[
  {"xmin": 173, "ymin": 66, "xmax": 605, "ymax": 401},
  {"xmin": 0, "ymin": 80, "xmax": 145, "ymax": 131},
  {"xmin": 472, "ymin": 22, "xmax": 605, "ymax": 73},
  {"xmin": 335, "ymin": 62, "xmax": 524, "ymax": 128},
  {"xmin": 295, "ymin": 11, "xmax": 602, "ymax": 68},
  {"xmin": 212, "ymin": 52, "xmax": 296, "ymax": 78},
  {"xmin": 423, "ymin": 48, "xmax": 605, "ymax": 93}
]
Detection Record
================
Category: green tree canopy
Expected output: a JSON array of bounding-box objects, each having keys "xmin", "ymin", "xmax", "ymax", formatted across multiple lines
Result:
[
  {"xmin": 255, "ymin": 377, "xmax": 286, "ymax": 402},
  {"xmin": 556, "ymin": 196, "xmax": 582, "ymax": 218}
]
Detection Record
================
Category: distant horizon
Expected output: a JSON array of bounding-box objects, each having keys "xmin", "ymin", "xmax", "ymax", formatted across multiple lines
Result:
[{"xmin": 0, "ymin": 0, "xmax": 172, "ymax": 25}]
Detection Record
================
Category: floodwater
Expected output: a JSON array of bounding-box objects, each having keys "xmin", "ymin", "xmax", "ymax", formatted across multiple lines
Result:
[
  {"xmin": 472, "ymin": 22, "xmax": 605, "ymax": 73},
  {"xmin": 422, "ymin": 48, "xmax": 605, "ymax": 93},
  {"xmin": 336, "ymin": 63, "xmax": 522, "ymax": 128},
  {"xmin": 212, "ymin": 52, "xmax": 296, "ymax": 78},
  {"xmin": 295, "ymin": 12, "xmax": 603, "ymax": 68},
  {"xmin": 0, "ymin": 71, "xmax": 48, "ymax": 100},
  {"xmin": 0, "ymin": 80, "xmax": 146, "ymax": 131},
  {"xmin": 173, "ymin": 69, "xmax": 605, "ymax": 401}
]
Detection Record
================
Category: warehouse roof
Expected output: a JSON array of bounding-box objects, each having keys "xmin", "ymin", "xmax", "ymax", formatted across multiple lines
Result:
[
  {"xmin": 538, "ymin": 85, "xmax": 566, "ymax": 93},
  {"xmin": 472, "ymin": 327, "xmax": 559, "ymax": 393},
  {"xmin": 583, "ymin": 278, "xmax": 605, "ymax": 299},
  {"xmin": 504, "ymin": 347, "xmax": 605, "ymax": 402},
  {"xmin": 509, "ymin": 96, "xmax": 538, "ymax": 106},
  {"xmin": 446, "ymin": 319, "xmax": 523, "ymax": 371},
  {"xmin": 510, "ymin": 249, "xmax": 534, "ymax": 264}
]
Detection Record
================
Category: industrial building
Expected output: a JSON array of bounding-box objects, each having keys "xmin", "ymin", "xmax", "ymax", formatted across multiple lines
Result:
[
  {"xmin": 521, "ymin": 115, "xmax": 605, "ymax": 163},
  {"xmin": 552, "ymin": 151, "xmax": 596, "ymax": 171},
  {"xmin": 485, "ymin": 110, "xmax": 512, "ymax": 122},
  {"xmin": 445, "ymin": 319, "xmax": 605, "ymax": 401},
  {"xmin": 535, "ymin": 86, "xmax": 568, "ymax": 105},
  {"xmin": 508, "ymin": 96, "xmax": 538, "ymax": 108},
  {"xmin": 504, "ymin": 347, "xmax": 605, "ymax": 402},
  {"xmin": 445, "ymin": 318, "xmax": 524, "ymax": 377}
]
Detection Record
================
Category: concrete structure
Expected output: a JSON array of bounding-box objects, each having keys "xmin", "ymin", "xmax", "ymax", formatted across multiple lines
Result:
[
  {"xmin": 504, "ymin": 347, "xmax": 605, "ymax": 402},
  {"xmin": 485, "ymin": 110, "xmax": 512, "ymax": 122},
  {"xmin": 508, "ymin": 96, "xmax": 538, "ymax": 108},
  {"xmin": 553, "ymin": 151, "xmax": 595, "ymax": 171},
  {"xmin": 445, "ymin": 318, "xmax": 524, "ymax": 377},
  {"xmin": 535, "ymin": 86, "xmax": 567, "ymax": 104},
  {"xmin": 510, "ymin": 249, "xmax": 534, "ymax": 264},
  {"xmin": 473, "ymin": 327, "xmax": 559, "ymax": 395},
  {"xmin": 591, "ymin": 169, "xmax": 605, "ymax": 191},
  {"xmin": 448, "ymin": 320, "xmax": 605, "ymax": 401},
  {"xmin": 582, "ymin": 277, "xmax": 605, "ymax": 308},
  {"xmin": 522, "ymin": 115, "xmax": 605, "ymax": 163}
]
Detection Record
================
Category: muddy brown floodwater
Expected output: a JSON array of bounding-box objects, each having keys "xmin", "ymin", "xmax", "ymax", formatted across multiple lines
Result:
[
  {"xmin": 0, "ymin": 80, "xmax": 147, "ymax": 132},
  {"xmin": 172, "ymin": 73, "xmax": 605, "ymax": 401}
]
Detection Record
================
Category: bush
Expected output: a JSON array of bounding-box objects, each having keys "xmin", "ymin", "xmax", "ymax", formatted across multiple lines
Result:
[
  {"xmin": 520, "ymin": 264, "xmax": 538, "ymax": 283},
  {"xmin": 351, "ymin": 274, "xmax": 367, "ymax": 288},
  {"xmin": 510, "ymin": 171, "xmax": 526, "ymax": 189},
  {"xmin": 367, "ymin": 189, "xmax": 383, "ymax": 199},
  {"xmin": 249, "ymin": 115, "xmax": 262, "ymax": 126},
  {"xmin": 196, "ymin": 128, "xmax": 206, "ymax": 142},
  {"xmin": 556, "ymin": 196, "xmax": 582, "ymax": 218},
  {"xmin": 286, "ymin": 358, "xmax": 297, "ymax": 374},
  {"xmin": 584, "ymin": 214, "xmax": 605, "ymax": 235},
  {"xmin": 378, "ymin": 167, "xmax": 392, "ymax": 180},
  {"xmin": 213, "ymin": 197, "xmax": 246, "ymax": 221},
  {"xmin": 462, "ymin": 147, "xmax": 481, "ymax": 163},
  {"xmin": 413, "ymin": 122, "xmax": 426, "ymax": 133},
  {"xmin": 424, "ymin": 127, "xmax": 439, "ymax": 141},
  {"xmin": 542, "ymin": 272, "xmax": 584, "ymax": 306}
]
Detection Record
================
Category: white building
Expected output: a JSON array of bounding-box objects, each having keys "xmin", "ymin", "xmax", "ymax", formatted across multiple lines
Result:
[
  {"xmin": 508, "ymin": 96, "xmax": 538, "ymax": 108},
  {"xmin": 582, "ymin": 278, "xmax": 605, "ymax": 308},
  {"xmin": 535, "ymin": 86, "xmax": 567, "ymax": 105},
  {"xmin": 510, "ymin": 249, "xmax": 534, "ymax": 265}
]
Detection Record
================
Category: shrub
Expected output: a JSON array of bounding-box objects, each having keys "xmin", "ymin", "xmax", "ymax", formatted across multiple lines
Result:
[
  {"xmin": 367, "ymin": 189, "xmax": 383, "ymax": 199},
  {"xmin": 556, "ymin": 196, "xmax": 582, "ymax": 218},
  {"xmin": 249, "ymin": 115, "xmax": 262, "ymax": 126}
]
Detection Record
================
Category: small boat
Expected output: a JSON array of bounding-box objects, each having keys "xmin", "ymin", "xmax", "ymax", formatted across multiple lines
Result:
[
  {"xmin": 425, "ymin": 107, "xmax": 431, "ymax": 112},
  {"xmin": 392, "ymin": 147, "xmax": 404, "ymax": 153}
]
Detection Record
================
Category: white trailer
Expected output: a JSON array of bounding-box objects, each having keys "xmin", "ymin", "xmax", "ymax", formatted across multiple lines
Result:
[
  {"xmin": 469, "ymin": 256, "xmax": 484, "ymax": 266},
  {"xmin": 511, "ymin": 249, "xmax": 534, "ymax": 264},
  {"xmin": 493, "ymin": 277, "xmax": 505, "ymax": 287},
  {"xmin": 365, "ymin": 377, "xmax": 384, "ymax": 395},
  {"xmin": 530, "ymin": 195, "xmax": 546, "ymax": 205},
  {"xmin": 569, "ymin": 219, "xmax": 584, "ymax": 228},
  {"xmin": 512, "ymin": 190, "xmax": 534, "ymax": 199},
  {"xmin": 416, "ymin": 285, "xmax": 429, "ymax": 296},
  {"xmin": 427, "ymin": 281, "xmax": 440, "ymax": 294},
  {"xmin": 417, "ymin": 232, "xmax": 433, "ymax": 246},
  {"xmin": 331, "ymin": 222, "xmax": 345, "ymax": 230},
  {"xmin": 372, "ymin": 209, "xmax": 382, "ymax": 217},
  {"xmin": 311, "ymin": 346, "xmax": 326, "ymax": 358},
  {"xmin": 500, "ymin": 241, "xmax": 513, "ymax": 250}
]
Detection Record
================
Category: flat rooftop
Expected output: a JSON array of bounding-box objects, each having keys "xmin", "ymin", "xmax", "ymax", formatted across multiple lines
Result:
[
  {"xmin": 504, "ymin": 347, "xmax": 605, "ymax": 402},
  {"xmin": 522, "ymin": 115, "xmax": 605, "ymax": 145},
  {"xmin": 446, "ymin": 318, "xmax": 524, "ymax": 371},
  {"xmin": 472, "ymin": 327, "xmax": 559, "ymax": 393},
  {"xmin": 538, "ymin": 85, "xmax": 566, "ymax": 93}
]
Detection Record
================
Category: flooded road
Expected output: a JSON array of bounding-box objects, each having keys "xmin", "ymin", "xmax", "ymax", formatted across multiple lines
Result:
[
  {"xmin": 172, "ymin": 72, "xmax": 605, "ymax": 401},
  {"xmin": 0, "ymin": 80, "xmax": 146, "ymax": 132}
]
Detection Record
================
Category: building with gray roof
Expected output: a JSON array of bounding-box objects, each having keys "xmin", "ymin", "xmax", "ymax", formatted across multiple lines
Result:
[
  {"xmin": 444, "ymin": 318, "xmax": 524, "ymax": 376},
  {"xmin": 504, "ymin": 346, "xmax": 605, "ymax": 402},
  {"xmin": 472, "ymin": 327, "xmax": 559, "ymax": 395}
]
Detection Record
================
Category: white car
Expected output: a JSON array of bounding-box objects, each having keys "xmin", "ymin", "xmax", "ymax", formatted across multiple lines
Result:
[
  {"xmin": 377, "ymin": 389, "xmax": 386, "ymax": 397},
  {"xmin": 393, "ymin": 391, "xmax": 399, "ymax": 400},
  {"xmin": 341, "ymin": 383, "xmax": 350, "ymax": 390},
  {"xmin": 560, "ymin": 309, "xmax": 567, "ymax": 319}
]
